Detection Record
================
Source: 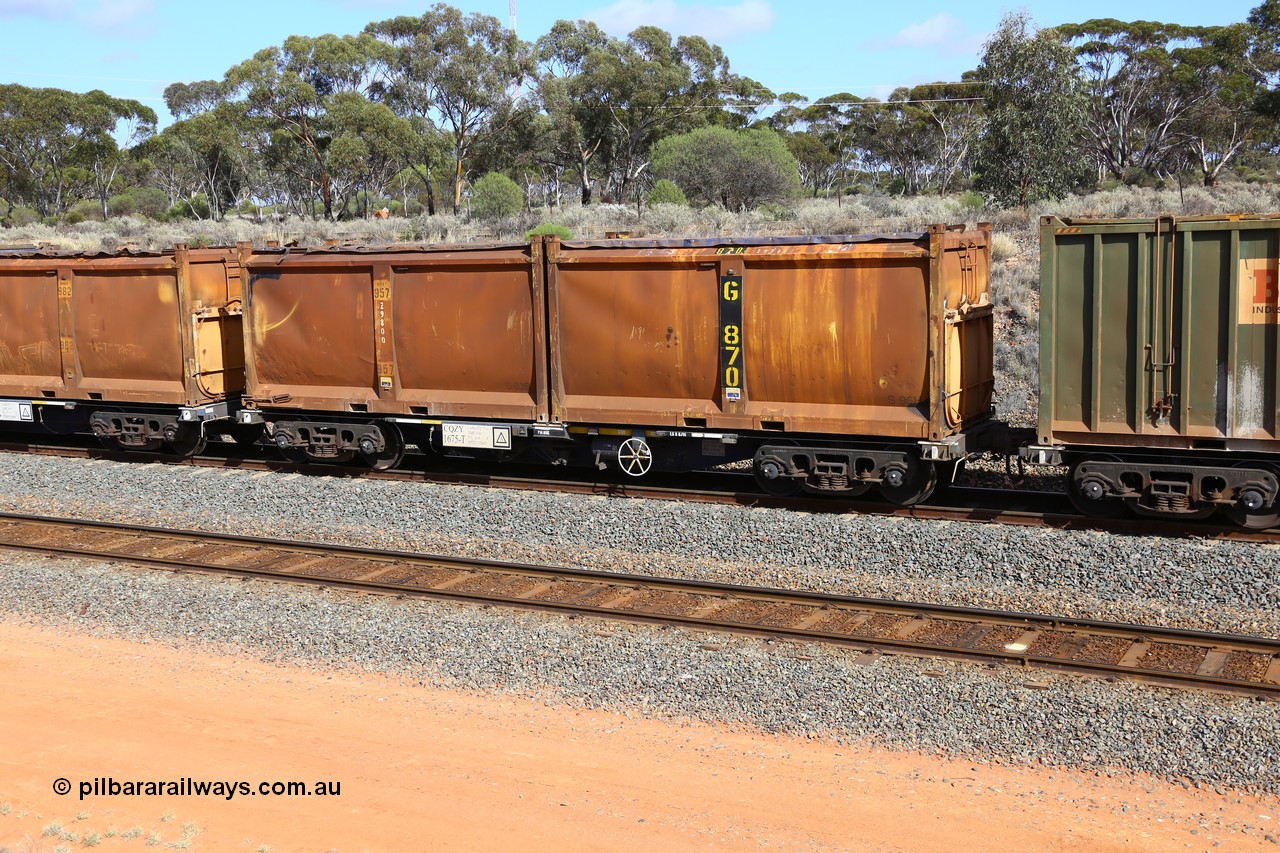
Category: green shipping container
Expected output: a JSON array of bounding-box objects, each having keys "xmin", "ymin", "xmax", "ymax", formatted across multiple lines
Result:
[{"xmin": 1036, "ymin": 214, "xmax": 1280, "ymax": 527}]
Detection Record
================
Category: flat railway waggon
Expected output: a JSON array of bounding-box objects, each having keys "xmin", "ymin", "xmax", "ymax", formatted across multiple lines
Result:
[
  {"xmin": 1026, "ymin": 214, "xmax": 1280, "ymax": 528},
  {"xmin": 235, "ymin": 227, "xmax": 994, "ymax": 505}
]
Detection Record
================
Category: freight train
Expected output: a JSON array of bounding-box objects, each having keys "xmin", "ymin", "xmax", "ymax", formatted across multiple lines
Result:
[{"xmin": 0, "ymin": 214, "xmax": 1276, "ymax": 529}]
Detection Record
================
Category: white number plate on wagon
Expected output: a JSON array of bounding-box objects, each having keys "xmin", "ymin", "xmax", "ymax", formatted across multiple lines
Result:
[
  {"xmin": 0, "ymin": 400, "xmax": 34, "ymax": 422},
  {"xmin": 441, "ymin": 422, "xmax": 512, "ymax": 450}
]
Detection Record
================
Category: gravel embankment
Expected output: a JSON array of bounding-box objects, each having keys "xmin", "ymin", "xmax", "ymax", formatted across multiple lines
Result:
[
  {"xmin": 3, "ymin": 554, "xmax": 1277, "ymax": 794},
  {"xmin": 0, "ymin": 452, "xmax": 1275, "ymax": 637}
]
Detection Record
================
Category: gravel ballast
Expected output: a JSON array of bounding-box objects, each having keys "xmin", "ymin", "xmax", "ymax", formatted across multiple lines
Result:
[
  {"xmin": 0, "ymin": 452, "xmax": 1275, "ymax": 637},
  {"xmin": 2, "ymin": 554, "xmax": 1278, "ymax": 795}
]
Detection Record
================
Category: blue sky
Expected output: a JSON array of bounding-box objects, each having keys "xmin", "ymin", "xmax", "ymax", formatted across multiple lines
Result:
[{"xmin": 0, "ymin": 0, "xmax": 1264, "ymax": 127}]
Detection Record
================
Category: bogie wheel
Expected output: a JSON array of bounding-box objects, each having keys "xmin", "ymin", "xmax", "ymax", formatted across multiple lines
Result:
[
  {"xmin": 753, "ymin": 454, "xmax": 802, "ymax": 496},
  {"xmin": 358, "ymin": 423, "xmax": 405, "ymax": 471},
  {"xmin": 1066, "ymin": 454, "xmax": 1127, "ymax": 518},
  {"xmin": 95, "ymin": 412, "xmax": 162, "ymax": 453},
  {"xmin": 617, "ymin": 437, "xmax": 653, "ymax": 477},
  {"xmin": 877, "ymin": 451, "xmax": 938, "ymax": 506},
  {"xmin": 167, "ymin": 424, "xmax": 207, "ymax": 458},
  {"xmin": 226, "ymin": 423, "xmax": 265, "ymax": 447},
  {"xmin": 272, "ymin": 431, "xmax": 309, "ymax": 464},
  {"xmin": 1226, "ymin": 462, "xmax": 1280, "ymax": 530}
]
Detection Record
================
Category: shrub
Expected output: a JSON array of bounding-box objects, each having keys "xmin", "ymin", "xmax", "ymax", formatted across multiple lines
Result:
[
  {"xmin": 2, "ymin": 205, "xmax": 39, "ymax": 227},
  {"xmin": 652, "ymin": 126, "xmax": 800, "ymax": 209},
  {"xmin": 107, "ymin": 192, "xmax": 136, "ymax": 218},
  {"xmin": 647, "ymin": 179, "xmax": 687, "ymax": 206},
  {"xmin": 107, "ymin": 188, "xmax": 169, "ymax": 220},
  {"xmin": 958, "ymin": 190, "xmax": 985, "ymax": 212},
  {"xmin": 63, "ymin": 199, "xmax": 103, "ymax": 225},
  {"xmin": 989, "ymin": 232, "xmax": 1018, "ymax": 263},
  {"xmin": 166, "ymin": 194, "xmax": 211, "ymax": 221},
  {"xmin": 758, "ymin": 202, "xmax": 796, "ymax": 221},
  {"xmin": 129, "ymin": 187, "xmax": 170, "ymax": 219},
  {"xmin": 524, "ymin": 223, "xmax": 573, "ymax": 240},
  {"xmin": 470, "ymin": 172, "xmax": 524, "ymax": 220}
]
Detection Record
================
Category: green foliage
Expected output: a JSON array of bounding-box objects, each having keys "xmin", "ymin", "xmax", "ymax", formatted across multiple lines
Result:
[
  {"xmin": 367, "ymin": 5, "xmax": 533, "ymax": 213},
  {"xmin": 535, "ymin": 20, "xmax": 768, "ymax": 204},
  {"xmin": 758, "ymin": 202, "xmax": 796, "ymax": 221},
  {"xmin": 652, "ymin": 126, "xmax": 800, "ymax": 209},
  {"xmin": 470, "ymin": 172, "xmax": 524, "ymax": 219},
  {"xmin": 166, "ymin": 194, "xmax": 211, "ymax": 221},
  {"xmin": 0, "ymin": 84, "xmax": 156, "ymax": 218},
  {"xmin": 2, "ymin": 205, "xmax": 38, "ymax": 226},
  {"xmin": 64, "ymin": 199, "xmax": 103, "ymax": 224},
  {"xmin": 973, "ymin": 13, "xmax": 1092, "ymax": 207},
  {"xmin": 107, "ymin": 187, "xmax": 169, "ymax": 220},
  {"xmin": 646, "ymin": 179, "xmax": 687, "ymax": 206},
  {"xmin": 525, "ymin": 222, "xmax": 573, "ymax": 240},
  {"xmin": 958, "ymin": 190, "xmax": 985, "ymax": 212}
]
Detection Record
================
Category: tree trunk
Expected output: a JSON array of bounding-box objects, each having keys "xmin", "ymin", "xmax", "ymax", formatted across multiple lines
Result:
[{"xmin": 453, "ymin": 159, "xmax": 464, "ymax": 213}]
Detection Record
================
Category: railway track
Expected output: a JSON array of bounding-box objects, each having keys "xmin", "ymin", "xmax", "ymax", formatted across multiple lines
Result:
[
  {"xmin": 1, "ymin": 437, "xmax": 1277, "ymax": 543},
  {"xmin": 2, "ymin": 511, "xmax": 1277, "ymax": 698}
]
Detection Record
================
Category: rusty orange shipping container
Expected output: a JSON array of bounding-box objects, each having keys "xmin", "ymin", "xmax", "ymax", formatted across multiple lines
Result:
[
  {"xmin": 544, "ymin": 228, "xmax": 994, "ymax": 502},
  {"xmin": 236, "ymin": 241, "xmax": 549, "ymax": 469},
  {"xmin": 0, "ymin": 245, "xmax": 244, "ymax": 453},
  {"xmin": 236, "ymin": 229, "xmax": 993, "ymax": 504}
]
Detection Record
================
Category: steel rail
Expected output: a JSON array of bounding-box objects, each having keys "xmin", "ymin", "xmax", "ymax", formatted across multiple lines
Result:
[{"xmin": 0, "ymin": 511, "xmax": 1276, "ymax": 698}]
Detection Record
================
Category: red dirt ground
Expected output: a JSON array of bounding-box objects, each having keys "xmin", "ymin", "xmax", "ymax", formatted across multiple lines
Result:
[{"xmin": 0, "ymin": 620, "xmax": 1275, "ymax": 852}]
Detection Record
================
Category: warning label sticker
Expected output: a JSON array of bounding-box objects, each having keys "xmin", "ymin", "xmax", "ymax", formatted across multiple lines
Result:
[
  {"xmin": 0, "ymin": 400, "xmax": 34, "ymax": 422},
  {"xmin": 442, "ymin": 422, "xmax": 512, "ymax": 450},
  {"xmin": 1240, "ymin": 256, "xmax": 1279, "ymax": 324}
]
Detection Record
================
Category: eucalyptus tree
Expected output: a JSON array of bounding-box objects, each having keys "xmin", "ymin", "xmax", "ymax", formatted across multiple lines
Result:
[
  {"xmin": 1170, "ymin": 23, "xmax": 1267, "ymax": 185},
  {"xmin": 366, "ymin": 4, "xmax": 533, "ymax": 214},
  {"xmin": 0, "ymin": 85, "xmax": 155, "ymax": 217},
  {"xmin": 973, "ymin": 12, "xmax": 1090, "ymax": 207},
  {"xmin": 536, "ymin": 19, "xmax": 616, "ymax": 205},
  {"xmin": 579, "ymin": 26, "xmax": 758, "ymax": 202},
  {"xmin": 1060, "ymin": 19, "xmax": 1220, "ymax": 180},
  {"xmin": 211, "ymin": 32, "xmax": 393, "ymax": 219}
]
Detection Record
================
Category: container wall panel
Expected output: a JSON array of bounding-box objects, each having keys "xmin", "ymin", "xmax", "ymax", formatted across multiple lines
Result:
[
  {"xmin": 549, "ymin": 228, "xmax": 992, "ymax": 438},
  {"xmin": 0, "ymin": 271, "xmax": 60, "ymax": 389},
  {"xmin": 0, "ymin": 248, "xmax": 242, "ymax": 406},
  {"xmin": 1041, "ymin": 215, "xmax": 1280, "ymax": 451},
  {"xmin": 241, "ymin": 245, "xmax": 546, "ymax": 420},
  {"xmin": 71, "ymin": 271, "xmax": 184, "ymax": 389},
  {"xmin": 392, "ymin": 263, "xmax": 542, "ymax": 416},
  {"xmin": 249, "ymin": 269, "xmax": 374, "ymax": 391}
]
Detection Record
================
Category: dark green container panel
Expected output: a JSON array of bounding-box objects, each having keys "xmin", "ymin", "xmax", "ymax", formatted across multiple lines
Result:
[{"xmin": 1040, "ymin": 215, "xmax": 1280, "ymax": 451}]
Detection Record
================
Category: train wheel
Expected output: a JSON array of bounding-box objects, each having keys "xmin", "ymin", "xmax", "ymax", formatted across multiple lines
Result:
[
  {"xmin": 753, "ymin": 455, "xmax": 802, "ymax": 496},
  {"xmin": 94, "ymin": 411, "xmax": 163, "ymax": 452},
  {"xmin": 167, "ymin": 424, "xmax": 206, "ymax": 457},
  {"xmin": 226, "ymin": 423, "xmax": 265, "ymax": 447},
  {"xmin": 358, "ymin": 423, "xmax": 405, "ymax": 471},
  {"xmin": 1066, "ymin": 455, "xmax": 1126, "ymax": 518},
  {"xmin": 617, "ymin": 437, "xmax": 653, "ymax": 477},
  {"xmin": 1226, "ymin": 463, "xmax": 1280, "ymax": 530},
  {"xmin": 877, "ymin": 453, "xmax": 937, "ymax": 506}
]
